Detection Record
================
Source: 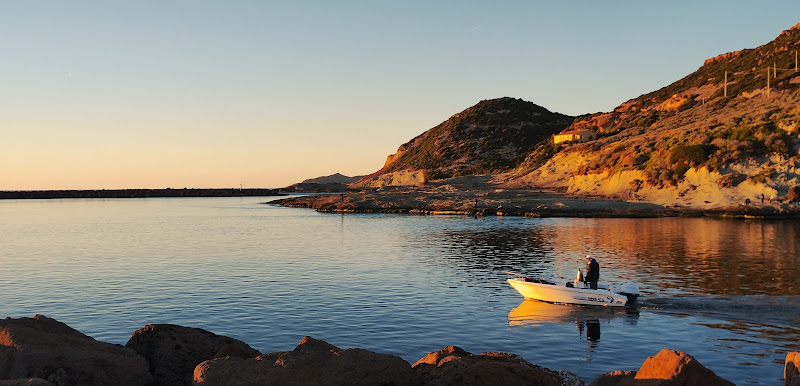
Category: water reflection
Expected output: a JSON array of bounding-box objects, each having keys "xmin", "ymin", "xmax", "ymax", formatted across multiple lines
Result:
[
  {"xmin": 508, "ymin": 300, "xmax": 638, "ymax": 327},
  {"xmin": 436, "ymin": 226, "xmax": 556, "ymax": 272},
  {"xmin": 543, "ymin": 218, "xmax": 800, "ymax": 296},
  {"xmin": 581, "ymin": 319, "xmax": 601, "ymax": 348},
  {"xmin": 4, "ymin": 199, "xmax": 797, "ymax": 384},
  {"xmin": 508, "ymin": 300, "xmax": 640, "ymax": 352},
  {"xmin": 419, "ymin": 218, "xmax": 800, "ymax": 297}
]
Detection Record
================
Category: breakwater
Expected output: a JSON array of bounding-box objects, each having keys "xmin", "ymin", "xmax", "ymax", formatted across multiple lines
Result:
[{"xmin": 0, "ymin": 188, "xmax": 280, "ymax": 200}]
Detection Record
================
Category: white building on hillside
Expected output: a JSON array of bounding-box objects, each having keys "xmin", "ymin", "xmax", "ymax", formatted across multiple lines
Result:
[{"xmin": 553, "ymin": 129, "xmax": 597, "ymax": 144}]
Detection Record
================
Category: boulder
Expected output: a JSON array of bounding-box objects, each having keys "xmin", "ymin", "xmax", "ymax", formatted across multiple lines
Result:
[
  {"xmin": 0, "ymin": 315, "xmax": 152, "ymax": 386},
  {"xmin": 635, "ymin": 349, "xmax": 733, "ymax": 385},
  {"xmin": 193, "ymin": 336, "xmax": 418, "ymax": 385},
  {"xmin": 588, "ymin": 370, "xmax": 636, "ymax": 386},
  {"xmin": 786, "ymin": 351, "xmax": 800, "ymax": 386},
  {"xmin": 590, "ymin": 349, "xmax": 733, "ymax": 385},
  {"xmin": 125, "ymin": 324, "xmax": 260, "ymax": 386},
  {"xmin": 411, "ymin": 345, "xmax": 575, "ymax": 386},
  {"xmin": 788, "ymin": 186, "xmax": 800, "ymax": 202}
]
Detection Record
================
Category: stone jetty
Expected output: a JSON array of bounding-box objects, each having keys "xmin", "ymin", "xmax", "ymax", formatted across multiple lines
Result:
[{"xmin": 1, "ymin": 315, "xmax": 795, "ymax": 385}]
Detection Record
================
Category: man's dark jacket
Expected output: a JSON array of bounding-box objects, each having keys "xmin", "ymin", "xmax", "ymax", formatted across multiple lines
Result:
[{"xmin": 586, "ymin": 259, "xmax": 599, "ymax": 283}]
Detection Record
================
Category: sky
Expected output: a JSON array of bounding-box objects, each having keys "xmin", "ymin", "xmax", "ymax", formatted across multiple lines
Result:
[{"xmin": 3, "ymin": 1, "xmax": 800, "ymax": 190}]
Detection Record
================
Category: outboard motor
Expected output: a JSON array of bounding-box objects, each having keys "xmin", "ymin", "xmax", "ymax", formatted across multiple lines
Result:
[
  {"xmin": 573, "ymin": 269, "xmax": 584, "ymax": 288},
  {"xmin": 619, "ymin": 282, "xmax": 640, "ymax": 306}
]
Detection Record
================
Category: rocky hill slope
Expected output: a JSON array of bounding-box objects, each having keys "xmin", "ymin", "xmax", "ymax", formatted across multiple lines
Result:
[
  {"xmin": 505, "ymin": 22, "xmax": 800, "ymax": 208},
  {"xmin": 344, "ymin": 22, "xmax": 800, "ymax": 210},
  {"xmin": 354, "ymin": 97, "xmax": 573, "ymax": 187}
]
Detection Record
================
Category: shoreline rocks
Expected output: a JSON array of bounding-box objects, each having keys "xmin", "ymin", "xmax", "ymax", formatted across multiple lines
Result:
[
  {"xmin": 125, "ymin": 324, "xmax": 260, "ymax": 386},
  {"xmin": 787, "ymin": 351, "xmax": 800, "ymax": 386},
  {"xmin": 270, "ymin": 186, "xmax": 800, "ymax": 219},
  {"xmin": 590, "ymin": 349, "xmax": 735, "ymax": 385},
  {"xmin": 194, "ymin": 336, "xmax": 420, "ymax": 385},
  {"xmin": 411, "ymin": 345, "xmax": 574, "ymax": 386},
  {"xmin": 0, "ymin": 315, "xmax": 152, "ymax": 385},
  {"xmin": 2, "ymin": 315, "xmax": 794, "ymax": 385}
]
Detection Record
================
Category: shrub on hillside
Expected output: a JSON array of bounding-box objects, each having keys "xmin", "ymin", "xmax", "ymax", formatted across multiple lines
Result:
[
  {"xmin": 729, "ymin": 126, "xmax": 754, "ymax": 142},
  {"xmin": 668, "ymin": 144, "xmax": 709, "ymax": 167}
]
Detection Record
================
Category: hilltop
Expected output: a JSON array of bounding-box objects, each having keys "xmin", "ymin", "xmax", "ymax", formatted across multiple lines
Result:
[
  {"xmin": 301, "ymin": 173, "xmax": 363, "ymax": 185},
  {"xmin": 354, "ymin": 97, "xmax": 573, "ymax": 187}
]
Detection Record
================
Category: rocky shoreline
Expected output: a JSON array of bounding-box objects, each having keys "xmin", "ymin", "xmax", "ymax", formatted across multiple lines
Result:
[
  {"xmin": 270, "ymin": 183, "xmax": 800, "ymax": 219},
  {"xmin": 2, "ymin": 315, "xmax": 798, "ymax": 385}
]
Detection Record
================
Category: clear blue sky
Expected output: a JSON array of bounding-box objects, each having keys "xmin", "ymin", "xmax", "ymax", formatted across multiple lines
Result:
[{"xmin": 3, "ymin": 1, "xmax": 799, "ymax": 189}]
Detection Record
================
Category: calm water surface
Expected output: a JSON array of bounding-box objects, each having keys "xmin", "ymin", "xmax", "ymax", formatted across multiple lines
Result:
[{"xmin": 1, "ymin": 197, "xmax": 799, "ymax": 384}]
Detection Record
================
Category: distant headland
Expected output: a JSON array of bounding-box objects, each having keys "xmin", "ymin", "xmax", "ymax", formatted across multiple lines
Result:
[{"xmin": 276, "ymin": 23, "xmax": 800, "ymax": 217}]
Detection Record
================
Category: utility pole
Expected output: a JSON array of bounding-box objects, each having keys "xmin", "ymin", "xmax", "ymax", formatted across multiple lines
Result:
[
  {"xmin": 774, "ymin": 62, "xmax": 777, "ymax": 78},
  {"xmin": 724, "ymin": 71, "xmax": 727, "ymax": 97},
  {"xmin": 767, "ymin": 67, "xmax": 770, "ymax": 98},
  {"xmin": 796, "ymin": 50, "xmax": 798, "ymax": 72}
]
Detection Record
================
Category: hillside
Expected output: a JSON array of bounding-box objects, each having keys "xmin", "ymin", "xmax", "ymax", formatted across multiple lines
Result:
[
  {"xmin": 354, "ymin": 97, "xmax": 573, "ymax": 187},
  {"xmin": 508, "ymin": 22, "xmax": 800, "ymax": 208},
  {"xmin": 301, "ymin": 173, "xmax": 362, "ymax": 185}
]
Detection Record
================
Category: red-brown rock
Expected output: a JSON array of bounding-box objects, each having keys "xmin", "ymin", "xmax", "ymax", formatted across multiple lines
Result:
[
  {"xmin": 125, "ymin": 324, "xmax": 260, "ymax": 386},
  {"xmin": 193, "ymin": 336, "xmax": 418, "ymax": 385},
  {"xmin": 634, "ymin": 349, "xmax": 733, "ymax": 385},
  {"xmin": 589, "ymin": 370, "xmax": 636, "ymax": 386},
  {"xmin": 788, "ymin": 186, "xmax": 800, "ymax": 202},
  {"xmin": 0, "ymin": 315, "xmax": 152, "ymax": 385},
  {"xmin": 590, "ymin": 348, "xmax": 733, "ymax": 385},
  {"xmin": 786, "ymin": 351, "xmax": 800, "ymax": 386},
  {"xmin": 411, "ymin": 345, "xmax": 575, "ymax": 386}
]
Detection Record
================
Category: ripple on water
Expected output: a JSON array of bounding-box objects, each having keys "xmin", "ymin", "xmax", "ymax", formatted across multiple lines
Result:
[{"xmin": 1, "ymin": 199, "xmax": 798, "ymax": 384}]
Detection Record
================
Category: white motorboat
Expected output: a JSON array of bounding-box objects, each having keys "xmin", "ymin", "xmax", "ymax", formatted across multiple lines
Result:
[{"xmin": 506, "ymin": 272, "xmax": 639, "ymax": 307}]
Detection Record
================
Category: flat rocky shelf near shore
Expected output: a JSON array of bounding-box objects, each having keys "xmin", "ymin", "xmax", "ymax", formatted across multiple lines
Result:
[{"xmin": 270, "ymin": 184, "xmax": 800, "ymax": 219}]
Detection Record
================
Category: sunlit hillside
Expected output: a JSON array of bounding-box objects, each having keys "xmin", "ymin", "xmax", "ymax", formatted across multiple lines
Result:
[
  {"xmin": 508, "ymin": 23, "xmax": 800, "ymax": 208},
  {"xmin": 349, "ymin": 23, "xmax": 800, "ymax": 209}
]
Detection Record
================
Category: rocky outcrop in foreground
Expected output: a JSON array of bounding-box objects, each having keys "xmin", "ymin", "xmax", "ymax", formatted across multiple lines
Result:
[
  {"xmin": 411, "ymin": 345, "xmax": 577, "ymax": 386},
  {"xmin": 194, "ymin": 336, "xmax": 419, "ymax": 385},
  {"xmin": 2, "ymin": 315, "xmax": 796, "ymax": 385},
  {"xmin": 787, "ymin": 351, "xmax": 800, "ymax": 386},
  {"xmin": 590, "ymin": 349, "xmax": 735, "ymax": 385},
  {"xmin": 0, "ymin": 315, "xmax": 152, "ymax": 385},
  {"xmin": 126, "ymin": 324, "xmax": 261, "ymax": 386}
]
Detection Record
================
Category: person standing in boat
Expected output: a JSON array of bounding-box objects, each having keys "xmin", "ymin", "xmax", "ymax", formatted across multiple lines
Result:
[{"xmin": 584, "ymin": 255, "xmax": 599, "ymax": 289}]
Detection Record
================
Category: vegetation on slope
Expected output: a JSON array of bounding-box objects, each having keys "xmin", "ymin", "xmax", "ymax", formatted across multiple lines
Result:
[
  {"xmin": 359, "ymin": 97, "xmax": 573, "ymax": 183},
  {"xmin": 523, "ymin": 22, "xmax": 800, "ymax": 192}
]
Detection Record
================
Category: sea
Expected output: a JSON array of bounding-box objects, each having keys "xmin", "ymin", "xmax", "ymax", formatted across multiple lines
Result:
[{"xmin": 1, "ymin": 196, "xmax": 798, "ymax": 384}]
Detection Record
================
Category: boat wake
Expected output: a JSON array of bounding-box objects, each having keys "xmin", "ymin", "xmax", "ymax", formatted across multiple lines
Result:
[{"xmin": 638, "ymin": 294, "xmax": 800, "ymax": 325}]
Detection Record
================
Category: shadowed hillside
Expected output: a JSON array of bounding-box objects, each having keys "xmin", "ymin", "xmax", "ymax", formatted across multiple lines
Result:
[{"xmin": 355, "ymin": 97, "xmax": 573, "ymax": 187}]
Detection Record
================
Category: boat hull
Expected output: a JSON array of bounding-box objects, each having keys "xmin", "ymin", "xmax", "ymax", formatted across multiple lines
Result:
[{"xmin": 507, "ymin": 278, "xmax": 629, "ymax": 307}]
